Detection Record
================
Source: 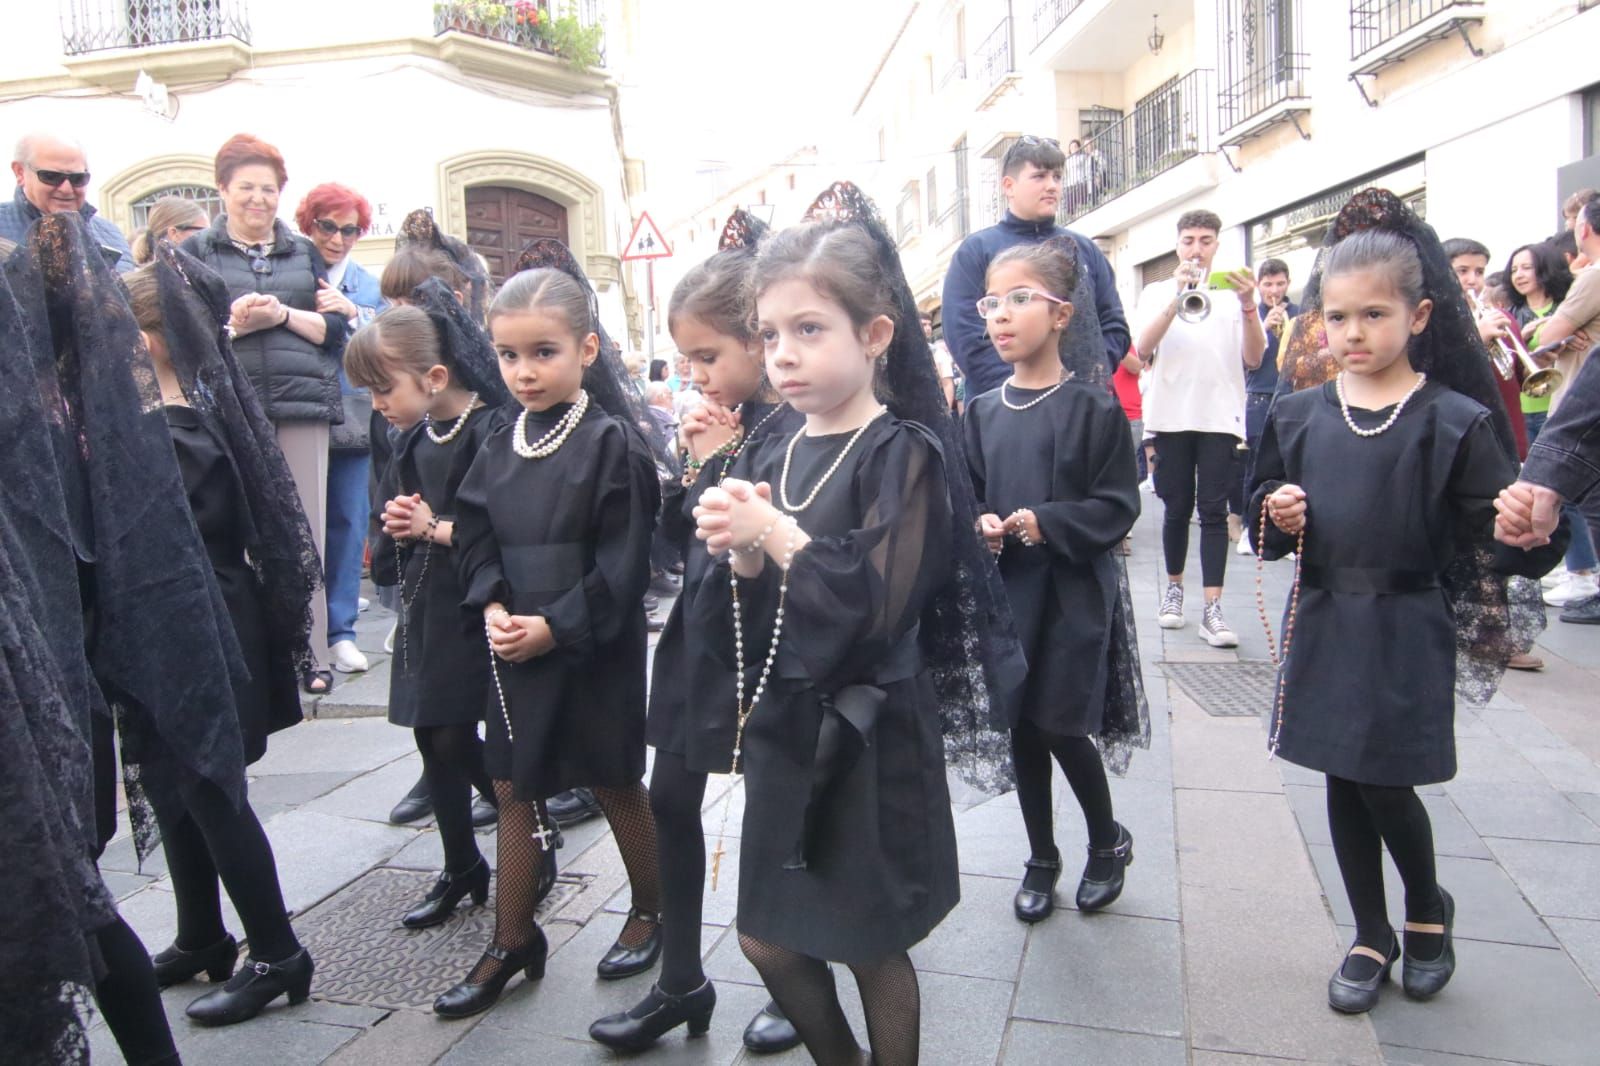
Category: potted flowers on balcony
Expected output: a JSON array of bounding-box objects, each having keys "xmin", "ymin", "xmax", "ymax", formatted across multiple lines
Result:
[{"xmin": 434, "ymin": 0, "xmax": 604, "ymax": 70}]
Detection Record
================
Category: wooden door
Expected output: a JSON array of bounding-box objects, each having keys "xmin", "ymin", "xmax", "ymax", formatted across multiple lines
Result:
[{"xmin": 465, "ymin": 186, "xmax": 569, "ymax": 283}]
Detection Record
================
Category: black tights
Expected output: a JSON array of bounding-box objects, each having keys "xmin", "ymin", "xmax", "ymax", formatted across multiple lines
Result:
[
  {"xmin": 740, "ymin": 934, "xmax": 919, "ymax": 1066},
  {"xmin": 649, "ymin": 749, "xmax": 710, "ymax": 994},
  {"xmin": 1012, "ymin": 722, "xmax": 1118, "ymax": 887},
  {"xmin": 155, "ymin": 777, "xmax": 300, "ymax": 963},
  {"xmin": 416, "ymin": 724, "xmax": 495, "ymax": 875},
  {"xmin": 94, "ymin": 916, "xmax": 179, "ymax": 1066},
  {"xmin": 472, "ymin": 779, "xmax": 660, "ymax": 983},
  {"xmin": 1326, "ymin": 775, "xmax": 1444, "ymax": 973}
]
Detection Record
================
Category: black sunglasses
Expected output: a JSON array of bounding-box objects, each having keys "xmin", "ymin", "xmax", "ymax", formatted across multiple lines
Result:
[
  {"xmin": 314, "ymin": 218, "xmax": 362, "ymax": 239},
  {"xmin": 29, "ymin": 164, "xmax": 91, "ymax": 189},
  {"xmin": 247, "ymin": 249, "xmax": 272, "ymax": 275},
  {"xmin": 175, "ymin": 222, "xmax": 206, "ymax": 234}
]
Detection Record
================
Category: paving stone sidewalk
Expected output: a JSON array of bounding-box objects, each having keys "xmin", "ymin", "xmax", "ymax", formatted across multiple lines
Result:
[{"xmin": 89, "ymin": 493, "xmax": 1600, "ymax": 1064}]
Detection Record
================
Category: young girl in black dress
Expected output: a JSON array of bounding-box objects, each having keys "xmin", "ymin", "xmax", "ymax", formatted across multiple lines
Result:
[
  {"xmin": 590, "ymin": 213, "xmax": 804, "ymax": 1053},
  {"xmin": 345, "ymin": 300, "xmax": 519, "ymax": 930},
  {"xmin": 123, "ymin": 248, "xmax": 320, "ymax": 1026},
  {"xmin": 439, "ymin": 253, "xmax": 663, "ymax": 1017},
  {"xmin": 963, "ymin": 239, "xmax": 1147, "ymax": 924},
  {"xmin": 1251, "ymin": 191, "xmax": 1562, "ymax": 1014},
  {"xmin": 692, "ymin": 183, "xmax": 1021, "ymax": 1066}
]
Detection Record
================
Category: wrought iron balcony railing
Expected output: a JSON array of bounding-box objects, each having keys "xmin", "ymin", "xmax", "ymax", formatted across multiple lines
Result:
[
  {"xmin": 61, "ymin": 0, "xmax": 250, "ymax": 56},
  {"xmin": 1349, "ymin": 0, "xmax": 1481, "ymax": 61},
  {"xmin": 1031, "ymin": 0, "xmax": 1087, "ymax": 50},
  {"xmin": 974, "ymin": 16, "xmax": 1013, "ymax": 91},
  {"xmin": 433, "ymin": 0, "xmax": 606, "ymax": 69},
  {"xmin": 1218, "ymin": 0, "xmax": 1308, "ymax": 132}
]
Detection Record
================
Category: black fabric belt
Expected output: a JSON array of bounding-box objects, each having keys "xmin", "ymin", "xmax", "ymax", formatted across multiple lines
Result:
[{"xmin": 1301, "ymin": 564, "xmax": 1439, "ymax": 595}]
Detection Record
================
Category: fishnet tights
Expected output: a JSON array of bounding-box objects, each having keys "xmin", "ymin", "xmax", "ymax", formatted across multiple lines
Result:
[
  {"xmin": 739, "ymin": 933, "xmax": 920, "ymax": 1066},
  {"xmin": 468, "ymin": 781, "xmax": 555, "ymax": 984},
  {"xmin": 594, "ymin": 782, "xmax": 661, "ymax": 948}
]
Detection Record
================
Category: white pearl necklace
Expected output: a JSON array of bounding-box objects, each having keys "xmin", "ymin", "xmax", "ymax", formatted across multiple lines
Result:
[
  {"xmin": 1335, "ymin": 371, "xmax": 1427, "ymax": 437},
  {"xmin": 512, "ymin": 390, "xmax": 589, "ymax": 459},
  {"xmin": 424, "ymin": 393, "xmax": 479, "ymax": 445},
  {"xmin": 778, "ymin": 409, "xmax": 884, "ymax": 513},
  {"xmin": 1000, "ymin": 371, "xmax": 1073, "ymax": 411}
]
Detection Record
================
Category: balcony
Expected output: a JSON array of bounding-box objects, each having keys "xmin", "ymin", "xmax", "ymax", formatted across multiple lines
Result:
[
  {"xmin": 1031, "ymin": 0, "xmax": 1087, "ymax": 50},
  {"xmin": 1218, "ymin": 0, "xmax": 1309, "ymax": 144},
  {"xmin": 1349, "ymin": 0, "xmax": 1485, "ymax": 75},
  {"xmin": 433, "ymin": 0, "xmax": 606, "ymax": 71},
  {"xmin": 973, "ymin": 16, "xmax": 1018, "ymax": 107},
  {"xmin": 934, "ymin": 195, "xmax": 970, "ymax": 251},
  {"xmin": 61, "ymin": 0, "xmax": 250, "ymax": 55},
  {"xmin": 938, "ymin": 56, "xmax": 966, "ymax": 90},
  {"xmin": 1059, "ymin": 69, "xmax": 1213, "ymax": 226}
]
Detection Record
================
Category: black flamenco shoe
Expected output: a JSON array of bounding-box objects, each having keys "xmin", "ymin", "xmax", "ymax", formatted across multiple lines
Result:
[
  {"xmin": 185, "ymin": 948, "xmax": 314, "ymax": 1027},
  {"xmin": 1013, "ymin": 857, "xmax": 1063, "ymax": 923},
  {"xmin": 433, "ymin": 927, "xmax": 549, "ymax": 1019},
  {"xmin": 402, "ymin": 857, "xmax": 490, "ymax": 929},
  {"xmin": 596, "ymin": 907, "xmax": 663, "ymax": 979},
  {"xmin": 1328, "ymin": 935, "xmax": 1399, "ymax": 1014},
  {"xmin": 743, "ymin": 998, "xmax": 803, "ymax": 1054},
  {"xmin": 389, "ymin": 776, "xmax": 432, "ymax": 825},
  {"xmin": 1402, "ymin": 887, "xmax": 1456, "ymax": 1000},
  {"xmin": 151, "ymin": 933, "xmax": 238, "ymax": 988},
  {"xmin": 1076, "ymin": 824, "xmax": 1134, "ymax": 913},
  {"xmin": 588, "ymin": 979, "xmax": 717, "ymax": 1051},
  {"xmin": 470, "ymin": 792, "xmax": 499, "ymax": 828}
]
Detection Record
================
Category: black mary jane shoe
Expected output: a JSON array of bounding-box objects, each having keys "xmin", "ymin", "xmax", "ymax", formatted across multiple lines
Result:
[
  {"xmin": 589, "ymin": 979, "xmax": 717, "ymax": 1051},
  {"xmin": 389, "ymin": 776, "xmax": 433, "ymax": 825},
  {"xmin": 185, "ymin": 948, "xmax": 314, "ymax": 1027},
  {"xmin": 1013, "ymin": 857, "xmax": 1063, "ymax": 923},
  {"xmin": 1327, "ymin": 935, "xmax": 1399, "ymax": 1014},
  {"xmin": 548, "ymin": 787, "xmax": 603, "ymax": 826},
  {"xmin": 470, "ymin": 792, "xmax": 499, "ymax": 828},
  {"xmin": 151, "ymin": 933, "xmax": 238, "ymax": 988},
  {"xmin": 1076, "ymin": 824, "xmax": 1134, "ymax": 913},
  {"xmin": 743, "ymin": 998, "xmax": 803, "ymax": 1054},
  {"xmin": 402, "ymin": 857, "xmax": 490, "ymax": 929},
  {"xmin": 596, "ymin": 907, "xmax": 663, "ymax": 979},
  {"xmin": 433, "ymin": 928, "xmax": 549, "ymax": 1019},
  {"xmin": 1402, "ymin": 887, "xmax": 1456, "ymax": 1000}
]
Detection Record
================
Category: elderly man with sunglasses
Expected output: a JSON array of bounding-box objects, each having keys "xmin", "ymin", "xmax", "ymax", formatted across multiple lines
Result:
[
  {"xmin": 0, "ymin": 132, "xmax": 134, "ymax": 272},
  {"xmin": 942, "ymin": 134, "xmax": 1129, "ymax": 400}
]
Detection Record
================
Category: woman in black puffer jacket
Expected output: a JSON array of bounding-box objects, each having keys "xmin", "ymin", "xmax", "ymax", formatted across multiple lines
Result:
[{"xmin": 184, "ymin": 133, "xmax": 348, "ymax": 694}]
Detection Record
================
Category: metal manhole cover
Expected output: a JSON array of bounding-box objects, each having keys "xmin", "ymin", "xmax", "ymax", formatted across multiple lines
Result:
[
  {"xmin": 293, "ymin": 866, "xmax": 588, "ymax": 1010},
  {"xmin": 1163, "ymin": 661, "xmax": 1280, "ymax": 717}
]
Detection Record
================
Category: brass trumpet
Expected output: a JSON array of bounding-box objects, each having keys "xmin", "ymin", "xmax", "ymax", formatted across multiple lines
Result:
[
  {"xmin": 1177, "ymin": 258, "xmax": 1210, "ymax": 323},
  {"xmin": 1468, "ymin": 291, "xmax": 1564, "ymax": 399}
]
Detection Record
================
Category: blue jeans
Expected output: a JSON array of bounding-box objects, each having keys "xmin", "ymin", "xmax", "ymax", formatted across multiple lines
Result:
[{"xmin": 325, "ymin": 449, "xmax": 372, "ymax": 645}]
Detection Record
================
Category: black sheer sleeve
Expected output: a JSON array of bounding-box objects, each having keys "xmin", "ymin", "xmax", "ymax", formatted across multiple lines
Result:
[
  {"xmin": 1247, "ymin": 408, "xmax": 1300, "ymax": 560},
  {"xmin": 1448, "ymin": 412, "xmax": 1567, "ymax": 578},
  {"xmin": 962, "ymin": 405, "xmax": 990, "ymax": 510},
  {"xmin": 1031, "ymin": 397, "xmax": 1139, "ymax": 564}
]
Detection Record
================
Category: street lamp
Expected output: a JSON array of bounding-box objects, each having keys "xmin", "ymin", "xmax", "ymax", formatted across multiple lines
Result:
[{"xmin": 1148, "ymin": 14, "xmax": 1164, "ymax": 56}]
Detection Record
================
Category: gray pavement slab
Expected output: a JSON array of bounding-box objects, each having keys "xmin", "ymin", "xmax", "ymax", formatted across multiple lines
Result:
[
  {"xmin": 1001, "ymin": 1020, "xmax": 1187, "ymax": 1065},
  {"xmin": 1544, "ymin": 917, "xmax": 1600, "ymax": 994},
  {"xmin": 250, "ymin": 717, "xmax": 419, "ymax": 777},
  {"xmin": 1012, "ymin": 910, "xmax": 1185, "ymax": 1038},
  {"xmin": 301, "ymin": 754, "xmax": 432, "ymax": 824},
  {"xmin": 1481, "ymin": 838, "xmax": 1600, "ymax": 921},
  {"xmin": 1444, "ymin": 781, "xmax": 1600, "ymax": 844},
  {"xmin": 908, "ymin": 872, "xmax": 1028, "ymax": 982}
]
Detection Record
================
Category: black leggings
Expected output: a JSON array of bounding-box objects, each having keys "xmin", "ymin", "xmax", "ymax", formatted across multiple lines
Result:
[
  {"xmin": 1011, "ymin": 721, "xmax": 1118, "ymax": 859},
  {"xmin": 416, "ymin": 724, "xmax": 495, "ymax": 875},
  {"xmin": 155, "ymin": 776, "xmax": 300, "ymax": 963},
  {"xmin": 94, "ymin": 915, "xmax": 180, "ymax": 1066},
  {"xmin": 1325, "ymin": 775, "xmax": 1443, "ymax": 950},
  {"xmin": 1153, "ymin": 430, "xmax": 1236, "ymax": 587},
  {"xmin": 648, "ymin": 749, "xmax": 710, "ymax": 994}
]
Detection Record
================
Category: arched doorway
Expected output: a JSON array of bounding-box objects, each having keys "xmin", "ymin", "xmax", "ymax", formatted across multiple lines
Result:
[{"xmin": 465, "ymin": 186, "xmax": 568, "ymax": 282}]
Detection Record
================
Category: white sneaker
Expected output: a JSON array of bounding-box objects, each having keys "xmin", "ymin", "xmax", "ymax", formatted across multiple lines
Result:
[
  {"xmin": 1236, "ymin": 535, "xmax": 1254, "ymax": 556},
  {"xmin": 330, "ymin": 638, "xmax": 370, "ymax": 674},
  {"xmin": 1158, "ymin": 583, "xmax": 1185, "ymax": 629},
  {"xmin": 358, "ymin": 596, "xmax": 371, "ymax": 613},
  {"xmin": 1544, "ymin": 573, "xmax": 1599, "ymax": 607},
  {"xmin": 1541, "ymin": 567, "xmax": 1571, "ymax": 590},
  {"xmin": 1200, "ymin": 600, "xmax": 1239, "ymax": 648},
  {"xmin": 383, "ymin": 622, "xmax": 397, "ymax": 655},
  {"xmin": 1140, "ymin": 477, "xmax": 1155, "ymax": 493}
]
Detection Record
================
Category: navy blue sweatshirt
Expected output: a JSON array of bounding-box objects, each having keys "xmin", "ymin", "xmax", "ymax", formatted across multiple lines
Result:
[{"xmin": 941, "ymin": 211, "xmax": 1129, "ymax": 398}]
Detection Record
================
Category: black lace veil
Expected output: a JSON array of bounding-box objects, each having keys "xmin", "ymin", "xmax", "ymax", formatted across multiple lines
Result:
[
  {"xmin": 4, "ymin": 214, "xmax": 248, "ymax": 835},
  {"xmin": 0, "ymin": 259, "xmax": 115, "ymax": 1066},
  {"xmin": 151, "ymin": 242, "xmax": 323, "ymax": 702},
  {"xmin": 410, "ymin": 276, "xmax": 512, "ymax": 407},
  {"xmin": 1275, "ymin": 188, "xmax": 1541, "ymax": 703},
  {"xmin": 398, "ymin": 208, "xmax": 491, "ymax": 321},
  {"xmin": 801, "ymin": 181, "xmax": 1025, "ymax": 793}
]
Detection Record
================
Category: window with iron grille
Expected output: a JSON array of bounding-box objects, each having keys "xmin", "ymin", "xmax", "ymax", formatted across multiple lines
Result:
[
  {"xmin": 1218, "ymin": 0, "xmax": 1307, "ymax": 130},
  {"xmin": 130, "ymin": 184, "xmax": 223, "ymax": 230},
  {"xmin": 897, "ymin": 183, "xmax": 921, "ymax": 244},
  {"xmin": 61, "ymin": 0, "xmax": 250, "ymax": 55}
]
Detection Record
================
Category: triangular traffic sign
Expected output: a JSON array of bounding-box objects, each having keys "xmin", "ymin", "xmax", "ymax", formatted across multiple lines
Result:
[{"xmin": 621, "ymin": 211, "xmax": 673, "ymax": 261}]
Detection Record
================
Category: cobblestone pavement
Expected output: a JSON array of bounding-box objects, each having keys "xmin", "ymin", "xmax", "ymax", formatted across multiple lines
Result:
[{"xmin": 91, "ymin": 491, "xmax": 1600, "ymax": 1064}]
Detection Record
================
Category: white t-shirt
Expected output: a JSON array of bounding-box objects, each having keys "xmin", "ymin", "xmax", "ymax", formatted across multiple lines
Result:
[
  {"xmin": 1135, "ymin": 279, "xmax": 1249, "ymax": 440},
  {"xmin": 930, "ymin": 339, "xmax": 954, "ymax": 380}
]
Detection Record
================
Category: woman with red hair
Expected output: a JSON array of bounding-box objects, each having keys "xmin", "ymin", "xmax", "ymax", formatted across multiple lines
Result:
[
  {"xmin": 295, "ymin": 182, "xmax": 383, "ymax": 676},
  {"xmin": 183, "ymin": 134, "xmax": 349, "ymax": 695}
]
